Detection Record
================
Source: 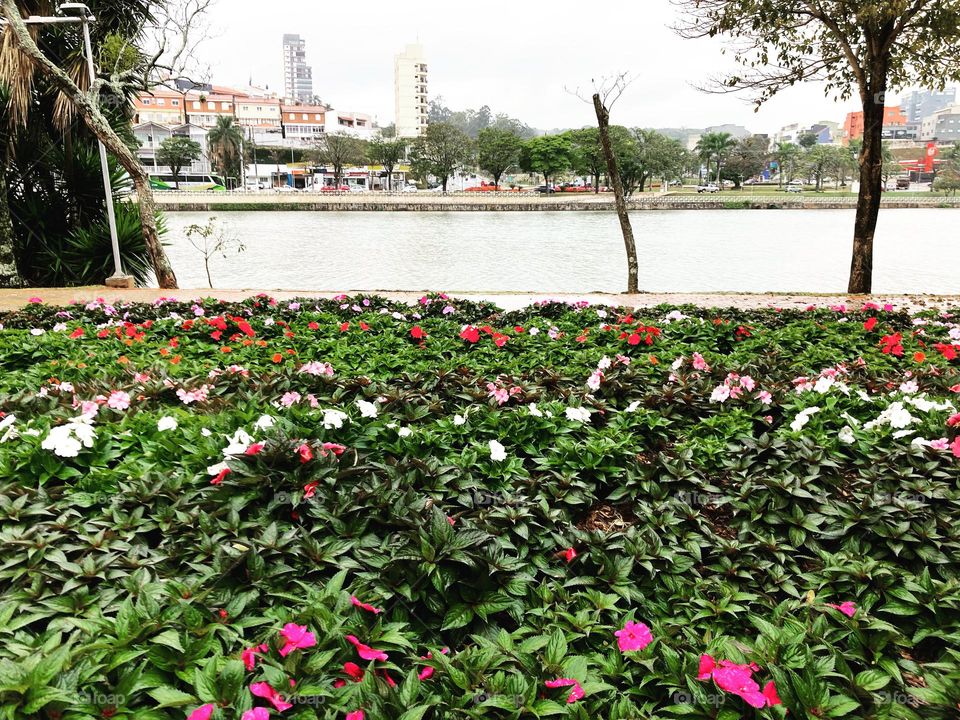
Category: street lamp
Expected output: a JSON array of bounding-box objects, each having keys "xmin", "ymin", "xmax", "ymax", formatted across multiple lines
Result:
[{"xmin": 1, "ymin": 3, "xmax": 130, "ymax": 287}]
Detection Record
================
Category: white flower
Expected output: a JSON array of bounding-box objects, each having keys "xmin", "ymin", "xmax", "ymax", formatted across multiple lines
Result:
[
  {"xmin": 356, "ymin": 399, "xmax": 378, "ymax": 418},
  {"xmin": 157, "ymin": 416, "xmax": 178, "ymax": 432},
  {"xmin": 207, "ymin": 461, "xmax": 230, "ymax": 476},
  {"xmin": 53, "ymin": 322, "xmax": 67, "ymax": 332},
  {"xmin": 904, "ymin": 395, "xmax": 954, "ymax": 413},
  {"xmin": 223, "ymin": 428, "xmax": 255, "ymax": 455},
  {"xmin": 30, "ymin": 328, "xmax": 45, "ymax": 336},
  {"xmin": 856, "ymin": 389, "xmax": 873, "ymax": 403},
  {"xmin": 892, "ymin": 429, "xmax": 915, "ymax": 439},
  {"xmin": 0, "ymin": 414, "xmax": 17, "ymax": 444},
  {"xmin": 899, "ymin": 380, "xmax": 919, "ymax": 394},
  {"xmin": 41, "ymin": 420, "xmax": 96, "ymax": 458},
  {"xmin": 0, "ymin": 415, "xmax": 15, "ymax": 432},
  {"xmin": 565, "ymin": 406, "xmax": 591, "ymax": 423},
  {"xmin": 596, "ymin": 309, "xmax": 607, "ymax": 319},
  {"xmin": 398, "ymin": 426, "xmax": 412, "ymax": 437},
  {"xmin": 528, "ymin": 403, "xmax": 543, "ymax": 417},
  {"xmin": 528, "ymin": 327, "xmax": 540, "ymax": 335},
  {"xmin": 709, "ymin": 385, "xmax": 731, "ymax": 403},
  {"xmin": 814, "ymin": 377, "xmax": 835, "ymax": 394},
  {"xmin": 625, "ymin": 401, "xmax": 641, "ymax": 413},
  {"xmin": 597, "ymin": 356, "xmax": 612, "ymax": 370},
  {"xmin": 671, "ymin": 356, "xmax": 684, "ymax": 370},
  {"xmin": 488, "ymin": 439, "xmax": 507, "ymax": 462},
  {"xmin": 790, "ymin": 407, "xmax": 821, "ymax": 432},
  {"xmin": 322, "ymin": 409, "xmax": 349, "ymax": 429},
  {"xmin": 201, "ymin": 427, "xmax": 212, "ymax": 437},
  {"xmin": 887, "ymin": 403, "xmax": 915, "ymax": 429},
  {"xmin": 586, "ymin": 371, "xmax": 603, "ymax": 391},
  {"xmin": 453, "ymin": 414, "xmax": 466, "ymax": 426},
  {"xmin": 838, "ymin": 426, "xmax": 855, "ymax": 444},
  {"xmin": 253, "ymin": 415, "xmax": 275, "ymax": 431}
]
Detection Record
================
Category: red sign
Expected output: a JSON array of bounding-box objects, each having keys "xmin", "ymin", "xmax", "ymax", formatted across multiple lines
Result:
[{"xmin": 924, "ymin": 142, "xmax": 938, "ymax": 173}]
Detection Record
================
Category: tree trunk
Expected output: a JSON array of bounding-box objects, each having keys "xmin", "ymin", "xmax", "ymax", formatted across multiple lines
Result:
[
  {"xmin": 848, "ymin": 77, "xmax": 887, "ymax": 294},
  {"xmin": 0, "ymin": 164, "xmax": 22, "ymax": 288},
  {"xmin": 1, "ymin": 0, "xmax": 177, "ymax": 288},
  {"xmin": 593, "ymin": 93, "xmax": 638, "ymax": 294}
]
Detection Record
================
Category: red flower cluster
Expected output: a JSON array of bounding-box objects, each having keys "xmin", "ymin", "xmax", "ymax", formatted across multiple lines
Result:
[
  {"xmin": 880, "ymin": 333, "xmax": 904, "ymax": 356},
  {"xmin": 459, "ymin": 324, "xmax": 510, "ymax": 347}
]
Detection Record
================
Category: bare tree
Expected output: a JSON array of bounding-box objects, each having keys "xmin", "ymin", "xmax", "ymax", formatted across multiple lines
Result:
[{"xmin": 572, "ymin": 73, "xmax": 639, "ymax": 294}]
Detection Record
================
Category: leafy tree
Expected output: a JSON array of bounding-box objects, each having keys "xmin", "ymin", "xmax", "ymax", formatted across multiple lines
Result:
[
  {"xmin": 429, "ymin": 97, "xmax": 536, "ymax": 139},
  {"xmin": 804, "ymin": 144, "xmax": 835, "ymax": 191},
  {"xmin": 678, "ymin": 0, "xmax": 960, "ymax": 292},
  {"xmin": 477, "ymin": 128, "xmax": 522, "ymax": 188},
  {"xmin": 368, "ymin": 136, "xmax": 406, "ymax": 190},
  {"xmin": 798, "ymin": 131, "xmax": 819, "ymax": 149},
  {"xmin": 520, "ymin": 134, "xmax": 573, "ymax": 188},
  {"xmin": 695, "ymin": 131, "xmax": 736, "ymax": 184},
  {"xmin": 314, "ymin": 133, "xmax": 368, "ymax": 187},
  {"xmin": 206, "ymin": 116, "xmax": 243, "ymax": 186},
  {"xmin": 622, "ymin": 129, "xmax": 688, "ymax": 193},
  {"xmin": 720, "ymin": 135, "xmax": 769, "ymax": 188},
  {"xmin": 772, "ymin": 142, "xmax": 801, "ymax": 187},
  {"xmin": 881, "ymin": 143, "xmax": 902, "ymax": 186},
  {"xmin": 156, "ymin": 136, "xmax": 202, "ymax": 189},
  {"xmin": 409, "ymin": 123, "xmax": 474, "ymax": 192},
  {"xmin": 828, "ymin": 145, "xmax": 857, "ymax": 189},
  {"xmin": 934, "ymin": 142, "xmax": 960, "ymax": 195},
  {"xmin": 567, "ymin": 128, "xmax": 605, "ymax": 191}
]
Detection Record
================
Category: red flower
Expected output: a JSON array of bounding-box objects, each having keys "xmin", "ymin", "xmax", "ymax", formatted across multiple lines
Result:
[
  {"xmin": 459, "ymin": 326, "xmax": 480, "ymax": 343},
  {"xmin": 236, "ymin": 319, "xmax": 255, "ymax": 337},
  {"xmin": 359, "ymin": 321, "xmax": 370, "ymax": 331},
  {"xmin": 935, "ymin": 343, "xmax": 958, "ymax": 361},
  {"xmin": 343, "ymin": 662, "xmax": 364, "ymax": 682},
  {"xmin": 864, "ymin": 317, "xmax": 878, "ymax": 332},
  {"xmin": 563, "ymin": 547, "xmax": 577, "ymax": 563},
  {"xmin": 244, "ymin": 443, "xmax": 265, "ymax": 456},
  {"xmin": 339, "ymin": 322, "xmax": 350, "ymax": 332},
  {"xmin": 70, "ymin": 327, "xmax": 84, "ymax": 339},
  {"xmin": 308, "ymin": 321, "xmax": 319, "ymax": 330},
  {"xmin": 297, "ymin": 443, "xmax": 313, "ymax": 463},
  {"xmin": 303, "ymin": 481, "xmax": 319, "ymax": 499},
  {"xmin": 410, "ymin": 325, "xmax": 427, "ymax": 340},
  {"xmin": 211, "ymin": 467, "xmax": 231, "ymax": 485},
  {"xmin": 627, "ymin": 333, "xmax": 641, "ymax": 345},
  {"xmin": 880, "ymin": 333, "xmax": 904, "ymax": 356},
  {"xmin": 272, "ymin": 353, "xmax": 283, "ymax": 363},
  {"xmin": 492, "ymin": 333, "xmax": 508, "ymax": 348}
]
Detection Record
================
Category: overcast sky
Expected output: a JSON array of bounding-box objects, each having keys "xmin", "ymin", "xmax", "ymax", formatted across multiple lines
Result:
[{"xmin": 199, "ymin": 0, "xmax": 881, "ymax": 134}]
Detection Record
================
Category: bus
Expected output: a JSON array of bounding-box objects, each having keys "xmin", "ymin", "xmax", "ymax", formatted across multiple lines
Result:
[{"xmin": 149, "ymin": 173, "xmax": 226, "ymax": 191}]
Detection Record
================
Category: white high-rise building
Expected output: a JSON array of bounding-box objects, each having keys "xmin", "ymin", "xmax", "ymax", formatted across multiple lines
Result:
[
  {"xmin": 394, "ymin": 43, "xmax": 428, "ymax": 138},
  {"xmin": 282, "ymin": 34, "xmax": 314, "ymax": 105}
]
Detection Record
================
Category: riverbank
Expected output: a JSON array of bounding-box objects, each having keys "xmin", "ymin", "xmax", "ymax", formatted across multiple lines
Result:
[
  {"xmin": 148, "ymin": 192, "xmax": 960, "ymax": 212},
  {"xmin": 3, "ymin": 287, "xmax": 959, "ymax": 312}
]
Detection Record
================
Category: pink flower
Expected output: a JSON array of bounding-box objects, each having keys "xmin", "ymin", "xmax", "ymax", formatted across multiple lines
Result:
[
  {"xmin": 417, "ymin": 647, "xmax": 449, "ymax": 680},
  {"xmin": 279, "ymin": 623, "xmax": 316, "ymax": 656},
  {"xmin": 950, "ymin": 384, "xmax": 960, "ymax": 393},
  {"xmin": 241, "ymin": 642, "xmax": 269, "ymax": 671},
  {"xmin": 80, "ymin": 400, "xmax": 99, "ymax": 417},
  {"xmin": 947, "ymin": 413, "xmax": 960, "ymax": 428},
  {"xmin": 28, "ymin": 296, "xmax": 42, "ymax": 303},
  {"xmin": 351, "ymin": 596, "xmax": 382, "ymax": 614},
  {"xmin": 544, "ymin": 678, "xmax": 584, "ymax": 704},
  {"xmin": 563, "ymin": 547, "xmax": 577, "ymax": 563},
  {"xmin": 615, "ymin": 620, "xmax": 653, "ymax": 652},
  {"xmin": 346, "ymin": 711, "xmax": 365, "ymax": 720},
  {"xmin": 241, "ymin": 709, "xmax": 270, "ymax": 720},
  {"xmin": 321, "ymin": 442, "xmax": 346, "ymax": 455},
  {"xmin": 107, "ymin": 390, "xmax": 130, "ymax": 411},
  {"xmin": 712, "ymin": 663, "xmax": 767, "ymax": 708},
  {"xmin": 826, "ymin": 601, "xmax": 857, "ymax": 617},
  {"xmin": 755, "ymin": 390, "xmax": 772, "ymax": 405},
  {"xmin": 697, "ymin": 654, "xmax": 716, "ymax": 680},
  {"xmin": 692, "ymin": 352, "xmax": 710, "ymax": 371},
  {"xmin": 187, "ymin": 704, "xmax": 215, "ymax": 720},
  {"xmin": 280, "ymin": 391, "xmax": 301, "ymax": 408},
  {"xmin": 249, "ymin": 681, "xmax": 292, "ymax": 712},
  {"xmin": 211, "ymin": 467, "xmax": 231, "ymax": 485},
  {"xmin": 953, "ymin": 437, "xmax": 960, "ymax": 458},
  {"xmin": 303, "ymin": 481, "xmax": 318, "ymax": 498},
  {"xmin": 244, "ymin": 443, "xmax": 265, "ymax": 456},
  {"xmin": 345, "ymin": 634, "xmax": 388, "ymax": 661},
  {"xmin": 929, "ymin": 438, "xmax": 950, "ymax": 451}
]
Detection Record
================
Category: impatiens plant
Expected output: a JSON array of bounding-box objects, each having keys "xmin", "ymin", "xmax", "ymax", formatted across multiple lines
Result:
[{"xmin": 0, "ymin": 295, "xmax": 959, "ymax": 718}]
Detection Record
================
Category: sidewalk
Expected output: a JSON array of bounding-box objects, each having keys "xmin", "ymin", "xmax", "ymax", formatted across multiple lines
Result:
[{"xmin": 2, "ymin": 287, "xmax": 959, "ymax": 312}]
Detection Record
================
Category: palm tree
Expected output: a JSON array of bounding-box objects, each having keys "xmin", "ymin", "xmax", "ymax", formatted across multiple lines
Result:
[
  {"xmin": 695, "ymin": 132, "xmax": 736, "ymax": 185},
  {"xmin": 207, "ymin": 116, "xmax": 244, "ymax": 187}
]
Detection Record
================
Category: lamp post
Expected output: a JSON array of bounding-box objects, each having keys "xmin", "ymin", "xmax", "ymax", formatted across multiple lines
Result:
[{"xmin": 2, "ymin": 3, "xmax": 131, "ymax": 287}]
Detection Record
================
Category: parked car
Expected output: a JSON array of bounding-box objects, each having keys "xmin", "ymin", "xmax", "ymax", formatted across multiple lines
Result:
[
  {"xmin": 696, "ymin": 184, "xmax": 720, "ymax": 193},
  {"xmin": 319, "ymin": 184, "xmax": 350, "ymax": 192},
  {"xmin": 349, "ymin": 185, "xmax": 367, "ymax": 193},
  {"xmin": 402, "ymin": 184, "xmax": 418, "ymax": 193},
  {"xmin": 785, "ymin": 181, "xmax": 804, "ymax": 193},
  {"xmin": 533, "ymin": 185, "xmax": 556, "ymax": 194}
]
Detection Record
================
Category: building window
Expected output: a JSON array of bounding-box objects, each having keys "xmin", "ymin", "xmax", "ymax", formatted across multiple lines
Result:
[
  {"xmin": 142, "ymin": 98, "xmax": 152, "ymax": 105},
  {"xmin": 156, "ymin": 98, "xmax": 165, "ymax": 105},
  {"xmin": 172, "ymin": 99, "xmax": 180, "ymax": 106}
]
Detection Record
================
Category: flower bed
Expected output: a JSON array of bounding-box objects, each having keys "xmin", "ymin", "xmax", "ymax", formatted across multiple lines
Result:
[{"xmin": 1, "ymin": 294, "xmax": 959, "ymax": 719}]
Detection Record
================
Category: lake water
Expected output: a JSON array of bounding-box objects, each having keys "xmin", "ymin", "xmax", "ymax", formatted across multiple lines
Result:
[{"xmin": 162, "ymin": 209, "xmax": 959, "ymax": 294}]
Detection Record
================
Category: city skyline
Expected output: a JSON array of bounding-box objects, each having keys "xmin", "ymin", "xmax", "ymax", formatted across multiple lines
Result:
[{"xmin": 193, "ymin": 0, "xmax": 947, "ymax": 136}]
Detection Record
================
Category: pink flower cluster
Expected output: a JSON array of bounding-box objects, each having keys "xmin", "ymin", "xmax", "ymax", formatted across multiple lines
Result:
[
  {"xmin": 298, "ymin": 361, "xmax": 334, "ymax": 376},
  {"xmin": 709, "ymin": 373, "xmax": 763, "ymax": 404},
  {"xmin": 698, "ymin": 655, "xmax": 781, "ymax": 708},
  {"xmin": 176, "ymin": 385, "xmax": 210, "ymax": 405},
  {"xmin": 486, "ymin": 381, "xmax": 522, "ymax": 405}
]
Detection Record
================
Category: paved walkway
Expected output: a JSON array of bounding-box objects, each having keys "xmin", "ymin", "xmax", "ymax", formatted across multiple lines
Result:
[{"xmin": 2, "ymin": 287, "xmax": 958, "ymax": 312}]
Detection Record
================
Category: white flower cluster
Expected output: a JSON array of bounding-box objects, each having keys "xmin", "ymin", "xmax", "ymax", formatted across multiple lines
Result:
[{"xmin": 41, "ymin": 417, "xmax": 96, "ymax": 458}]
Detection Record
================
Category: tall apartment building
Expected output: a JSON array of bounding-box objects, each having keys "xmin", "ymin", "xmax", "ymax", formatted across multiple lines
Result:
[
  {"xmin": 394, "ymin": 43, "xmax": 428, "ymax": 138},
  {"xmin": 282, "ymin": 34, "xmax": 314, "ymax": 104},
  {"xmin": 900, "ymin": 88, "xmax": 956, "ymax": 124}
]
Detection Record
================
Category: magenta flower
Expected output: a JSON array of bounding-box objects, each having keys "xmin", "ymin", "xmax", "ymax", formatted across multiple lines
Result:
[
  {"xmin": 826, "ymin": 601, "xmax": 857, "ymax": 617},
  {"xmin": 615, "ymin": 620, "xmax": 653, "ymax": 652},
  {"xmin": 712, "ymin": 663, "xmax": 767, "ymax": 708},
  {"xmin": 241, "ymin": 642, "xmax": 269, "ymax": 671},
  {"xmin": 544, "ymin": 678, "xmax": 584, "ymax": 704},
  {"xmin": 351, "ymin": 596, "xmax": 382, "ymax": 614},
  {"xmin": 241, "ymin": 709, "xmax": 270, "ymax": 720},
  {"xmin": 187, "ymin": 704, "xmax": 215, "ymax": 720},
  {"xmin": 697, "ymin": 654, "xmax": 716, "ymax": 680},
  {"xmin": 345, "ymin": 634, "xmax": 388, "ymax": 661},
  {"xmin": 279, "ymin": 623, "xmax": 316, "ymax": 656},
  {"xmin": 417, "ymin": 647, "xmax": 449, "ymax": 680},
  {"xmin": 346, "ymin": 711, "xmax": 365, "ymax": 720},
  {"xmin": 249, "ymin": 681, "xmax": 293, "ymax": 712},
  {"xmin": 563, "ymin": 547, "xmax": 577, "ymax": 563}
]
